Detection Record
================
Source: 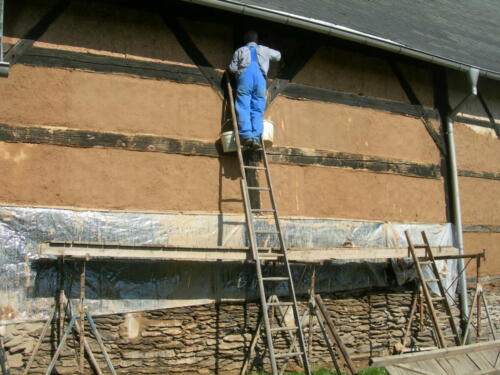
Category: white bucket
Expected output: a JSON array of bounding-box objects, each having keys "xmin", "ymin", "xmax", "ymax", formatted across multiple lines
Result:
[
  {"xmin": 221, "ymin": 131, "xmax": 237, "ymax": 153},
  {"xmin": 220, "ymin": 120, "xmax": 274, "ymax": 153},
  {"xmin": 262, "ymin": 120, "xmax": 274, "ymax": 148}
]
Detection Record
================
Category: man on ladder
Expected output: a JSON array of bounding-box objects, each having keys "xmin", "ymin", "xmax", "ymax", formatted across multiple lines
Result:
[
  {"xmin": 227, "ymin": 32, "xmax": 311, "ymax": 375},
  {"xmin": 229, "ymin": 30, "xmax": 281, "ymax": 150}
]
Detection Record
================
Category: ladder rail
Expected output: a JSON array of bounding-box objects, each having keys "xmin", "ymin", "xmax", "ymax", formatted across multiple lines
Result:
[
  {"xmin": 227, "ymin": 77, "xmax": 279, "ymax": 373},
  {"xmin": 261, "ymin": 142, "xmax": 312, "ymax": 373},
  {"xmin": 405, "ymin": 231, "xmax": 447, "ymax": 348},
  {"xmin": 226, "ymin": 74, "xmax": 311, "ymax": 375},
  {"xmin": 421, "ymin": 231, "xmax": 461, "ymax": 346}
]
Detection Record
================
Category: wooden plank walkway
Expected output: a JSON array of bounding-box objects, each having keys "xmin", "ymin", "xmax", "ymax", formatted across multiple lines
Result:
[
  {"xmin": 38, "ymin": 241, "xmax": 459, "ymax": 262},
  {"xmin": 371, "ymin": 340, "xmax": 500, "ymax": 375}
]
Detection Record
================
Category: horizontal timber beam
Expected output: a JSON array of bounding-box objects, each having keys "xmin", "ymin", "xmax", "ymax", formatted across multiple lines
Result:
[
  {"xmin": 38, "ymin": 242, "xmax": 459, "ymax": 263},
  {"xmin": 281, "ymin": 83, "xmax": 439, "ymax": 119},
  {"xmin": 458, "ymin": 169, "xmax": 500, "ymax": 181},
  {"xmin": 0, "ymin": 122, "xmax": 441, "ymax": 179},
  {"xmin": 1, "ymin": 122, "xmax": 497, "ymax": 181},
  {"xmin": 15, "ymin": 46, "xmax": 208, "ymax": 85},
  {"xmin": 464, "ymin": 225, "xmax": 500, "ymax": 233}
]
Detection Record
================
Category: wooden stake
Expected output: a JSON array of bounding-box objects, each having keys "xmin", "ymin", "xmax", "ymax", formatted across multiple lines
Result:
[{"xmin": 79, "ymin": 261, "xmax": 86, "ymax": 373}]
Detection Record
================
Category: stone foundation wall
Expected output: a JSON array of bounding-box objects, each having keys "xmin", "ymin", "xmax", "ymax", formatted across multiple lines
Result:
[{"xmin": 3, "ymin": 283, "xmax": 499, "ymax": 374}]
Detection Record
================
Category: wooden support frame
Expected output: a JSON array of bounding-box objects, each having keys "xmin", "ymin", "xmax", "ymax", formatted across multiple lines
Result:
[
  {"xmin": 21, "ymin": 258, "xmax": 116, "ymax": 375},
  {"xmin": 38, "ymin": 241, "xmax": 460, "ymax": 263}
]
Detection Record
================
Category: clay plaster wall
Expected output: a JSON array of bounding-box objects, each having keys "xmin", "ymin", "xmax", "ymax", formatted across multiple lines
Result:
[
  {"xmin": 0, "ymin": 0, "xmax": 448, "ymax": 224},
  {"xmin": 455, "ymin": 122, "xmax": 500, "ymax": 174},
  {"xmin": 294, "ymin": 46, "xmax": 434, "ymax": 108},
  {"xmin": 0, "ymin": 142, "xmax": 446, "ymax": 223},
  {"xmin": 460, "ymin": 176, "xmax": 500, "ymax": 277},
  {"xmin": 268, "ymin": 97, "xmax": 441, "ymax": 164},
  {"xmin": 464, "ymin": 232, "xmax": 500, "ymax": 278},
  {"xmin": 0, "ymin": 65, "xmax": 222, "ymax": 140},
  {"xmin": 460, "ymin": 177, "xmax": 500, "ymax": 226}
]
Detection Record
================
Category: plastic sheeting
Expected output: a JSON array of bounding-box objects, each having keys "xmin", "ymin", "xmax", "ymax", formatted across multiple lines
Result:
[{"xmin": 0, "ymin": 206, "xmax": 455, "ymax": 322}]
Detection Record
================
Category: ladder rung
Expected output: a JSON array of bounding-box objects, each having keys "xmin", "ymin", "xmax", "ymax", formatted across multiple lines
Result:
[
  {"xmin": 444, "ymin": 335, "xmax": 459, "ymax": 339},
  {"xmin": 262, "ymin": 277, "xmax": 289, "ymax": 281},
  {"xmin": 275, "ymin": 352, "xmax": 303, "ymax": 359},
  {"xmin": 432, "ymin": 297, "xmax": 446, "ymax": 301},
  {"xmin": 257, "ymin": 247, "xmax": 280, "ymax": 252},
  {"xmin": 267, "ymin": 302, "xmax": 293, "ymax": 307},
  {"xmin": 251, "ymin": 209, "xmax": 275, "ymax": 213},
  {"xmin": 270, "ymin": 326, "xmax": 298, "ymax": 332},
  {"xmin": 419, "ymin": 261, "xmax": 433, "ymax": 265},
  {"xmin": 255, "ymin": 230, "xmax": 280, "ymax": 235},
  {"xmin": 244, "ymin": 166, "xmax": 266, "ymax": 170},
  {"xmin": 414, "ymin": 245, "xmax": 427, "ymax": 248},
  {"xmin": 247, "ymin": 187, "xmax": 271, "ymax": 191},
  {"xmin": 425, "ymin": 278, "xmax": 440, "ymax": 282},
  {"xmin": 258, "ymin": 254, "xmax": 282, "ymax": 259}
]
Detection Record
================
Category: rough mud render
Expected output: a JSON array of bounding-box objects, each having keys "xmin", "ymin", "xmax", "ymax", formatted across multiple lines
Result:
[
  {"xmin": 0, "ymin": 64, "xmax": 441, "ymax": 167},
  {"xmin": 3, "ymin": 283, "xmax": 499, "ymax": 374},
  {"xmin": 0, "ymin": 142, "xmax": 446, "ymax": 222},
  {"xmin": 464, "ymin": 232, "xmax": 500, "ymax": 278},
  {"xmin": 2, "ymin": 2, "xmax": 499, "ymax": 373}
]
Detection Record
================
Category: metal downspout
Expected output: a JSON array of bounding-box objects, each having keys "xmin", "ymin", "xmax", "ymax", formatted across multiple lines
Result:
[
  {"xmin": 446, "ymin": 67, "xmax": 479, "ymax": 338},
  {"xmin": 0, "ymin": 0, "xmax": 9, "ymax": 77}
]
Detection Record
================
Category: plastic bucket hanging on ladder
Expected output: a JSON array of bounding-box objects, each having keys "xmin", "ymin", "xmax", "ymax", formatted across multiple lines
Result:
[
  {"xmin": 220, "ymin": 120, "xmax": 274, "ymax": 153},
  {"xmin": 262, "ymin": 120, "xmax": 274, "ymax": 148}
]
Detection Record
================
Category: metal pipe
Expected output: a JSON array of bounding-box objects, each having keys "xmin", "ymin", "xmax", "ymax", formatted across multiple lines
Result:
[
  {"xmin": 445, "ymin": 117, "xmax": 469, "ymax": 333},
  {"xmin": 446, "ymin": 67, "xmax": 479, "ymax": 339},
  {"xmin": 0, "ymin": 0, "xmax": 10, "ymax": 77},
  {"xmin": 180, "ymin": 0, "xmax": 500, "ymax": 82}
]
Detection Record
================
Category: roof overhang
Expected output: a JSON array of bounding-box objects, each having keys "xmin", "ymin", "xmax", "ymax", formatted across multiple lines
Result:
[{"xmin": 181, "ymin": 0, "xmax": 500, "ymax": 82}]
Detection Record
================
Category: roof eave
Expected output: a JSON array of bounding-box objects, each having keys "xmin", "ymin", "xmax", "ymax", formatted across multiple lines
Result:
[{"xmin": 181, "ymin": 0, "xmax": 500, "ymax": 82}]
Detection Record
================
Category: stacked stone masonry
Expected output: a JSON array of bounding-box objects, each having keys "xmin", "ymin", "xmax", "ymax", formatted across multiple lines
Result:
[{"xmin": 3, "ymin": 283, "xmax": 499, "ymax": 374}]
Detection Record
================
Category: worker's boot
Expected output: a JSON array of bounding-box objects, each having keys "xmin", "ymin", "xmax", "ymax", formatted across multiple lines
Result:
[
  {"xmin": 241, "ymin": 138, "xmax": 254, "ymax": 149},
  {"xmin": 251, "ymin": 139, "xmax": 262, "ymax": 151}
]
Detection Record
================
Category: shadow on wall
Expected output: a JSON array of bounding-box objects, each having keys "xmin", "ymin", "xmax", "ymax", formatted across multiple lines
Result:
[
  {"xmin": 4, "ymin": 0, "xmax": 303, "ymax": 72},
  {"xmin": 29, "ymin": 259, "xmax": 392, "ymax": 301}
]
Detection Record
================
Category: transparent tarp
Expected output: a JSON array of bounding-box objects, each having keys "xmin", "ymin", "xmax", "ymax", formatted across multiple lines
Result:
[{"xmin": 0, "ymin": 206, "xmax": 455, "ymax": 322}]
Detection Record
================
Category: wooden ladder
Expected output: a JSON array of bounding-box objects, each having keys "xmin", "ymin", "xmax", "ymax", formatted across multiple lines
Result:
[
  {"xmin": 405, "ymin": 230, "xmax": 461, "ymax": 348},
  {"xmin": 226, "ymin": 78, "xmax": 311, "ymax": 375}
]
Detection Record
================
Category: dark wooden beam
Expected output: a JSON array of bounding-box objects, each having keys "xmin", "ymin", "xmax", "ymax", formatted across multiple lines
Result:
[
  {"xmin": 17, "ymin": 46, "xmax": 208, "ymax": 85},
  {"xmin": 455, "ymin": 115, "xmax": 500, "ymax": 130},
  {"xmin": 477, "ymin": 93, "xmax": 500, "ymax": 137},
  {"xmin": 458, "ymin": 169, "xmax": 500, "ymax": 181},
  {"xmin": 267, "ymin": 43, "xmax": 319, "ymax": 104},
  {"xmin": 463, "ymin": 225, "xmax": 500, "ymax": 233},
  {"xmin": 282, "ymin": 83, "xmax": 439, "ymax": 119},
  {"xmin": 388, "ymin": 60, "xmax": 446, "ymax": 156},
  {"xmin": 161, "ymin": 11, "xmax": 224, "ymax": 98},
  {"xmin": 5, "ymin": 0, "xmax": 70, "ymax": 64},
  {"xmin": 0, "ymin": 122, "xmax": 441, "ymax": 179},
  {"xmin": 269, "ymin": 146, "xmax": 440, "ymax": 179}
]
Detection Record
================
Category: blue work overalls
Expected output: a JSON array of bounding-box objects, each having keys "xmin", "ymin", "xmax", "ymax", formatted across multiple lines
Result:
[{"xmin": 235, "ymin": 46, "xmax": 266, "ymax": 141}]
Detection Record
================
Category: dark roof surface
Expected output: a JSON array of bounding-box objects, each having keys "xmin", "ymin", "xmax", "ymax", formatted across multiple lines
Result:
[{"xmin": 212, "ymin": 0, "xmax": 500, "ymax": 76}]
